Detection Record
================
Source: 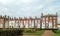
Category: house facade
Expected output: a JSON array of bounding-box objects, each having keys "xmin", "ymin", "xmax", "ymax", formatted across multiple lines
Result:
[
  {"xmin": 0, "ymin": 13, "xmax": 58, "ymax": 29},
  {"xmin": 0, "ymin": 16, "xmax": 4, "ymax": 28},
  {"xmin": 41, "ymin": 13, "xmax": 57, "ymax": 29}
]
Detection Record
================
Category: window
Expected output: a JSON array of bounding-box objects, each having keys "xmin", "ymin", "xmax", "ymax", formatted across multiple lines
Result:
[
  {"xmin": 43, "ymin": 18, "xmax": 45, "ymax": 20},
  {"xmin": 54, "ymin": 26, "xmax": 56, "ymax": 28},
  {"xmin": 46, "ymin": 24, "xmax": 48, "ymax": 26},
  {"xmin": 46, "ymin": 21, "xmax": 48, "ymax": 23},
  {"xmin": 37, "ymin": 20, "xmax": 40, "ymax": 24},
  {"xmin": 30, "ymin": 20, "xmax": 31, "ymax": 24},
  {"xmin": 11, "ymin": 22, "xmax": 13, "ymax": 24},
  {"xmin": 50, "ymin": 20, "xmax": 52, "ymax": 22},
  {"xmin": 50, "ymin": 17, "xmax": 52, "ymax": 19},
  {"xmin": 46, "ymin": 17, "xmax": 48, "ymax": 20},
  {"xmin": 24, "ymin": 21, "xmax": 25, "ymax": 23},
  {"xmin": 35, "ymin": 20, "xmax": 37, "ymax": 23},
  {"xmin": 16, "ymin": 21, "xmax": 18, "ymax": 24},
  {"xmin": 26, "ymin": 20, "xmax": 28, "ymax": 24},
  {"xmin": 54, "ymin": 23, "xmax": 56, "ymax": 25},
  {"xmin": 54, "ymin": 17, "xmax": 56, "ymax": 19},
  {"xmin": 0, "ymin": 24, "xmax": 3, "ymax": 28},
  {"xmin": 49, "ymin": 22, "xmax": 52, "ymax": 28},
  {"xmin": 54, "ymin": 20, "xmax": 56, "ymax": 23},
  {"xmin": 42, "ymin": 22, "xmax": 45, "ymax": 24}
]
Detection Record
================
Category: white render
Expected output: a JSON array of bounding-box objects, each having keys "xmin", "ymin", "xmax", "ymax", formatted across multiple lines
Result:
[
  {"xmin": 24, "ymin": 21, "xmax": 28, "ymax": 28},
  {"xmin": 37, "ymin": 23, "xmax": 40, "ymax": 28},
  {"xmin": 37, "ymin": 20, "xmax": 40, "ymax": 28},
  {"xmin": 20, "ymin": 21, "xmax": 23, "ymax": 28},
  {"xmin": 31, "ymin": 20, "xmax": 34, "ymax": 28},
  {"xmin": 42, "ymin": 22, "xmax": 45, "ymax": 29},
  {"xmin": 49, "ymin": 22, "xmax": 52, "ymax": 28},
  {"xmin": 5, "ymin": 23, "xmax": 9, "ymax": 28},
  {"xmin": 9, "ymin": 21, "xmax": 15, "ymax": 28},
  {"xmin": 0, "ymin": 24, "xmax": 3, "ymax": 28}
]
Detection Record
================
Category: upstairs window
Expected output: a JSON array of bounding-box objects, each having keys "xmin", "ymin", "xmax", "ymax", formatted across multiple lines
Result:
[
  {"xmin": 46, "ymin": 17, "xmax": 48, "ymax": 20},
  {"xmin": 54, "ymin": 17, "xmax": 56, "ymax": 19},
  {"xmin": 54, "ymin": 20, "xmax": 56, "ymax": 23},
  {"xmin": 43, "ymin": 17, "xmax": 45, "ymax": 20},
  {"xmin": 50, "ymin": 17, "xmax": 52, "ymax": 19}
]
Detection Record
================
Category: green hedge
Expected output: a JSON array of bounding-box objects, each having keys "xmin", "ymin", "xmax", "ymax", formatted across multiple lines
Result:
[{"xmin": 0, "ymin": 29, "xmax": 23, "ymax": 36}]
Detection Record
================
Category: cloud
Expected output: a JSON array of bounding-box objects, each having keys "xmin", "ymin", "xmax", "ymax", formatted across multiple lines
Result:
[
  {"xmin": 0, "ymin": 0, "xmax": 16, "ymax": 5},
  {"xmin": 18, "ymin": 0, "xmax": 38, "ymax": 3},
  {"xmin": 0, "ymin": 0, "xmax": 60, "ymax": 23},
  {"xmin": 0, "ymin": 0, "xmax": 40, "ymax": 5}
]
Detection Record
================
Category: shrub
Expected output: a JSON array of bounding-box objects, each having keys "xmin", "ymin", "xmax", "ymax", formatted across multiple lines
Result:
[{"xmin": 25, "ymin": 29, "xmax": 35, "ymax": 33}]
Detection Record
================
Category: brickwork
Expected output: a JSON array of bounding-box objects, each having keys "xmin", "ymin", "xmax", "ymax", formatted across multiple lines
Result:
[{"xmin": 0, "ymin": 13, "xmax": 58, "ymax": 29}]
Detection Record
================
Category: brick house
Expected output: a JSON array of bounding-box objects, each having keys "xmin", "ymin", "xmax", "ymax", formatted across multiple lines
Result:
[
  {"xmin": 41, "ymin": 13, "xmax": 58, "ymax": 29},
  {"xmin": 0, "ymin": 13, "xmax": 58, "ymax": 29},
  {"xmin": 0, "ymin": 16, "xmax": 4, "ymax": 28}
]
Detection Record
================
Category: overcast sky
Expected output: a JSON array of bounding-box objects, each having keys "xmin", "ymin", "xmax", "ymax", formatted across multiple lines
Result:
[{"xmin": 0, "ymin": 0, "xmax": 60, "ymax": 23}]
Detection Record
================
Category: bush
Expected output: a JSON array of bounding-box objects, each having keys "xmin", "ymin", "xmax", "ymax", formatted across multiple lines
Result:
[
  {"xmin": 36, "ymin": 28, "xmax": 41, "ymax": 31},
  {"xmin": 25, "ymin": 29, "xmax": 35, "ymax": 33},
  {"xmin": 52, "ymin": 30, "xmax": 57, "ymax": 33},
  {"xmin": 0, "ymin": 29, "xmax": 23, "ymax": 36}
]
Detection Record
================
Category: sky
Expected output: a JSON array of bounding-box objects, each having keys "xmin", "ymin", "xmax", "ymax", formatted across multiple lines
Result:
[{"xmin": 0, "ymin": 0, "xmax": 60, "ymax": 23}]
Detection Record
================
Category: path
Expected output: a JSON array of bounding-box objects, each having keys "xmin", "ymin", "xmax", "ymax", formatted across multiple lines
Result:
[{"xmin": 41, "ymin": 30, "xmax": 54, "ymax": 36}]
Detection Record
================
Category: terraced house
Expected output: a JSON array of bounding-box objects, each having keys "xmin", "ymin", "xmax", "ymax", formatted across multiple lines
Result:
[{"xmin": 0, "ymin": 13, "xmax": 58, "ymax": 29}]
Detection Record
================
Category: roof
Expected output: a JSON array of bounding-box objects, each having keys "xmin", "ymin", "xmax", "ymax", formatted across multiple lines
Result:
[{"xmin": 42, "ymin": 14, "xmax": 57, "ymax": 17}]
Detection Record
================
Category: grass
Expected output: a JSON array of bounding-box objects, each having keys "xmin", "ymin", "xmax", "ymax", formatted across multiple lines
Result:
[
  {"xmin": 0, "ymin": 28, "xmax": 44, "ymax": 36},
  {"xmin": 54, "ymin": 30, "xmax": 60, "ymax": 36},
  {"xmin": 23, "ymin": 30, "xmax": 44, "ymax": 35},
  {"xmin": 23, "ymin": 30, "xmax": 44, "ymax": 36}
]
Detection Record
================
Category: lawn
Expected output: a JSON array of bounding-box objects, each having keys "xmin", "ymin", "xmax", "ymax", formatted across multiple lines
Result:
[
  {"xmin": 54, "ymin": 30, "xmax": 60, "ymax": 36},
  {"xmin": 23, "ymin": 30, "xmax": 44, "ymax": 35},
  {"xmin": 0, "ymin": 28, "xmax": 44, "ymax": 36},
  {"xmin": 23, "ymin": 30, "xmax": 44, "ymax": 36}
]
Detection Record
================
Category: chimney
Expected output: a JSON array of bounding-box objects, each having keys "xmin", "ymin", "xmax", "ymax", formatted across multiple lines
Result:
[
  {"xmin": 19, "ymin": 17, "xmax": 20, "ymax": 19},
  {"xmin": 41, "ymin": 13, "xmax": 43, "ymax": 16},
  {"xmin": 4, "ymin": 15, "xmax": 7, "ymax": 18},
  {"xmin": 0, "ymin": 15, "xmax": 2, "ymax": 18},
  {"xmin": 8, "ymin": 16, "xmax": 9, "ymax": 19},
  {"xmin": 14, "ymin": 17, "xmax": 16, "ymax": 20},
  {"xmin": 29, "ymin": 16, "xmax": 32, "ymax": 19},
  {"xmin": 56, "ymin": 12, "xmax": 57, "ymax": 16},
  {"xmin": 35, "ymin": 16, "xmax": 37, "ymax": 19},
  {"xmin": 9, "ymin": 17, "xmax": 11, "ymax": 20},
  {"xmin": 12, "ymin": 17, "xmax": 13, "ymax": 20},
  {"xmin": 24, "ymin": 17, "xmax": 27, "ymax": 19}
]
